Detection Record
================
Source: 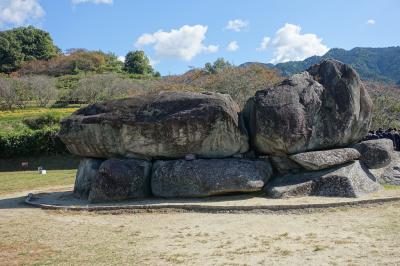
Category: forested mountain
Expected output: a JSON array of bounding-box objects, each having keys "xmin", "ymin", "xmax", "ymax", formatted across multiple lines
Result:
[{"xmin": 241, "ymin": 47, "xmax": 400, "ymax": 84}]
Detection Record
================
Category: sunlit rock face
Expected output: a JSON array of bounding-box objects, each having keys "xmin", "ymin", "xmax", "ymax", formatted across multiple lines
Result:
[
  {"xmin": 244, "ymin": 59, "xmax": 373, "ymax": 156},
  {"xmin": 59, "ymin": 91, "xmax": 249, "ymax": 160}
]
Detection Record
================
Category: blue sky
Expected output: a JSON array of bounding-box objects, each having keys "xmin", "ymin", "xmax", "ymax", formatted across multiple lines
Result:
[{"xmin": 0, "ymin": 0, "xmax": 399, "ymax": 75}]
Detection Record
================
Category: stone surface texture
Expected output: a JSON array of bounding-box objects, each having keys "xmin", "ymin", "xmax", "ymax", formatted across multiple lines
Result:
[
  {"xmin": 244, "ymin": 59, "xmax": 372, "ymax": 156},
  {"xmin": 59, "ymin": 91, "xmax": 249, "ymax": 160},
  {"xmin": 151, "ymin": 159, "xmax": 273, "ymax": 198},
  {"xmin": 353, "ymin": 139, "xmax": 394, "ymax": 169},
  {"xmin": 290, "ymin": 148, "xmax": 360, "ymax": 170},
  {"xmin": 88, "ymin": 158, "xmax": 152, "ymax": 202},
  {"xmin": 74, "ymin": 158, "xmax": 103, "ymax": 199},
  {"xmin": 265, "ymin": 161, "xmax": 381, "ymax": 198}
]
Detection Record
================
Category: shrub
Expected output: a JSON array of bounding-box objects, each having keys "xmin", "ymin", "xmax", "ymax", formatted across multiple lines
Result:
[
  {"xmin": 371, "ymin": 96, "xmax": 400, "ymax": 130},
  {"xmin": 0, "ymin": 128, "xmax": 67, "ymax": 158},
  {"xmin": 55, "ymin": 74, "xmax": 82, "ymax": 104},
  {"xmin": 23, "ymin": 113, "xmax": 62, "ymax": 130}
]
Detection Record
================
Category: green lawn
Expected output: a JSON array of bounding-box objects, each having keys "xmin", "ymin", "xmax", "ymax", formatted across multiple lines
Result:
[
  {"xmin": 0, "ymin": 169, "xmax": 76, "ymax": 196},
  {"xmin": 0, "ymin": 155, "xmax": 79, "ymax": 195}
]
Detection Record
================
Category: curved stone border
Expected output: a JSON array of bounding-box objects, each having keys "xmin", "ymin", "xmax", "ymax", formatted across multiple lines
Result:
[{"xmin": 25, "ymin": 193, "xmax": 400, "ymax": 214}]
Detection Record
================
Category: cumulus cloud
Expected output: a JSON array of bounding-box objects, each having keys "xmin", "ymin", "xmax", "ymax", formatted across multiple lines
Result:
[
  {"xmin": 225, "ymin": 19, "xmax": 248, "ymax": 32},
  {"xmin": 72, "ymin": 0, "xmax": 113, "ymax": 4},
  {"xmin": 135, "ymin": 25, "xmax": 218, "ymax": 61},
  {"xmin": 366, "ymin": 19, "xmax": 375, "ymax": 25},
  {"xmin": 148, "ymin": 57, "xmax": 159, "ymax": 67},
  {"xmin": 256, "ymin": 36, "xmax": 271, "ymax": 51},
  {"xmin": 227, "ymin": 41, "xmax": 239, "ymax": 52},
  {"xmin": 269, "ymin": 23, "xmax": 328, "ymax": 64},
  {"xmin": 117, "ymin": 56, "xmax": 125, "ymax": 62},
  {"xmin": 0, "ymin": 0, "xmax": 44, "ymax": 27}
]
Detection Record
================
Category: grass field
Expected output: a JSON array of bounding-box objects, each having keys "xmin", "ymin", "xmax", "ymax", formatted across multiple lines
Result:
[
  {"xmin": 0, "ymin": 169, "xmax": 76, "ymax": 196},
  {"xmin": 0, "ymin": 155, "xmax": 78, "ymax": 195}
]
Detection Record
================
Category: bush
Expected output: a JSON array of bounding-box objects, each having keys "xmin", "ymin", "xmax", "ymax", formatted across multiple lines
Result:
[
  {"xmin": 371, "ymin": 96, "xmax": 400, "ymax": 130},
  {"xmin": 0, "ymin": 128, "xmax": 67, "ymax": 158},
  {"xmin": 23, "ymin": 113, "xmax": 62, "ymax": 130}
]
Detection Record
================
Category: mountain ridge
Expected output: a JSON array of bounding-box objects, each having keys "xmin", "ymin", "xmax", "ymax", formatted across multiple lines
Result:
[{"xmin": 240, "ymin": 46, "xmax": 400, "ymax": 84}]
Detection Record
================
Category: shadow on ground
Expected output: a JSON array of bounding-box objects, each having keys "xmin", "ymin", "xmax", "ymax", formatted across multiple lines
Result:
[
  {"xmin": 0, "ymin": 195, "xmax": 33, "ymax": 209},
  {"xmin": 0, "ymin": 190, "xmax": 263, "ymax": 210}
]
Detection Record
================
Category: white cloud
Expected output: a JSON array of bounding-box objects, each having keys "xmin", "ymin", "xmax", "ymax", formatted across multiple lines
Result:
[
  {"xmin": 117, "ymin": 56, "xmax": 125, "ymax": 62},
  {"xmin": 256, "ymin": 36, "xmax": 271, "ymax": 51},
  {"xmin": 227, "ymin": 41, "xmax": 239, "ymax": 52},
  {"xmin": 203, "ymin": 44, "xmax": 219, "ymax": 53},
  {"xmin": 0, "ymin": 0, "xmax": 44, "ymax": 27},
  {"xmin": 366, "ymin": 19, "xmax": 376, "ymax": 25},
  {"xmin": 225, "ymin": 19, "xmax": 248, "ymax": 32},
  {"xmin": 269, "ymin": 23, "xmax": 329, "ymax": 64},
  {"xmin": 72, "ymin": 0, "xmax": 113, "ymax": 4},
  {"xmin": 135, "ymin": 25, "xmax": 218, "ymax": 61},
  {"xmin": 148, "ymin": 57, "xmax": 159, "ymax": 67}
]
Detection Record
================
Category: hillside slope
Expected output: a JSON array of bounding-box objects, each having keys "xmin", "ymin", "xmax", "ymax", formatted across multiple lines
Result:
[{"xmin": 242, "ymin": 47, "xmax": 400, "ymax": 83}]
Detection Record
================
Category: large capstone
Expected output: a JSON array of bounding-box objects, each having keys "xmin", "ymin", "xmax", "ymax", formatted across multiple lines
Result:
[
  {"xmin": 59, "ymin": 91, "xmax": 249, "ymax": 160},
  {"xmin": 244, "ymin": 59, "xmax": 372, "ymax": 156},
  {"xmin": 265, "ymin": 161, "xmax": 381, "ymax": 198},
  {"xmin": 151, "ymin": 159, "xmax": 273, "ymax": 198},
  {"xmin": 74, "ymin": 158, "xmax": 104, "ymax": 199},
  {"xmin": 289, "ymin": 148, "xmax": 360, "ymax": 171},
  {"xmin": 88, "ymin": 158, "xmax": 152, "ymax": 202},
  {"xmin": 353, "ymin": 139, "xmax": 394, "ymax": 169}
]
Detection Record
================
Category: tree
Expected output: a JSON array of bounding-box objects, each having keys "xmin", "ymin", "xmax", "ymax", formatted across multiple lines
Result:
[
  {"xmin": 204, "ymin": 58, "xmax": 232, "ymax": 74},
  {"xmin": 0, "ymin": 26, "xmax": 60, "ymax": 73},
  {"xmin": 102, "ymin": 52, "xmax": 124, "ymax": 73},
  {"xmin": 19, "ymin": 50, "xmax": 106, "ymax": 76},
  {"xmin": 0, "ymin": 35, "xmax": 23, "ymax": 73},
  {"xmin": 0, "ymin": 76, "xmax": 32, "ymax": 110},
  {"xmin": 21, "ymin": 75, "xmax": 58, "ymax": 107},
  {"xmin": 0, "ymin": 77, "xmax": 17, "ymax": 110},
  {"xmin": 74, "ymin": 73, "xmax": 131, "ymax": 104},
  {"xmin": 123, "ymin": 50, "xmax": 154, "ymax": 75}
]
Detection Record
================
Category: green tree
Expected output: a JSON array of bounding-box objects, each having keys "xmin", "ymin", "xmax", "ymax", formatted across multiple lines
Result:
[
  {"xmin": 123, "ymin": 50, "xmax": 154, "ymax": 75},
  {"xmin": 102, "ymin": 52, "xmax": 124, "ymax": 73},
  {"xmin": 0, "ymin": 34, "xmax": 23, "ymax": 73},
  {"xmin": 0, "ymin": 26, "xmax": 59, "ymax": 73},
  {"xmin": 204, "ymin": 58, "xmax": 232, "ymax": 74}
]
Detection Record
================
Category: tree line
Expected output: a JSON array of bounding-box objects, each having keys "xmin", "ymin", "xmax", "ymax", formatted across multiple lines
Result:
[{"xmin": 0, "ymin": 26, "xmax": 158, "ymax": 76}]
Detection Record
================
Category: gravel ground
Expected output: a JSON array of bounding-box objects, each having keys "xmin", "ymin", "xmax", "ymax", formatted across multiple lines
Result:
[{"xmin": 1, "ymin": 188, "xmax": 400, "ymax": 265}]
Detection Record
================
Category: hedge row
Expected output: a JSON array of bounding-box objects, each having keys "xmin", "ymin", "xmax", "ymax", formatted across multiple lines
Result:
[{"xmin": 0, "ymin": 128, "xmax": 68, "ymax": 158}]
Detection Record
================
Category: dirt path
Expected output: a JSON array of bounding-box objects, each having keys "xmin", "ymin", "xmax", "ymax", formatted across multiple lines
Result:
[{"xmin": 1, "ymin": 191, "xmax": 400, "ymax": 265}]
